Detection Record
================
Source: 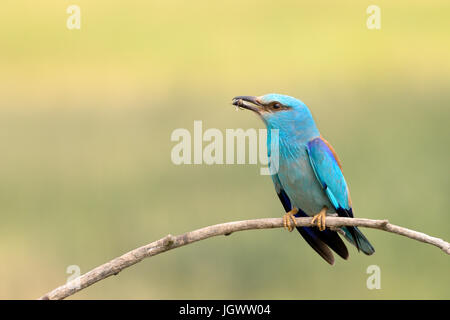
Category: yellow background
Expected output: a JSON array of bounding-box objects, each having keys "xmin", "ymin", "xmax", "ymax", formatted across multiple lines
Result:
[{"xmin": 0, "ymin": 1, "xmax": 449, "ymax": 299}]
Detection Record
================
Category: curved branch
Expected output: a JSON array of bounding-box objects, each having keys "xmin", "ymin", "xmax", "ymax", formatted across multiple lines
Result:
[{"xmin": 39, "ymin": 217, "xmax": 450, "ymax": 300}]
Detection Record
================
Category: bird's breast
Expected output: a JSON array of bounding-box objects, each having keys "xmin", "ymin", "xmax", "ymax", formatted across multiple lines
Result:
[{"xmin": 274, "ymin": 144, "xmax": 335, "ymax": 215}]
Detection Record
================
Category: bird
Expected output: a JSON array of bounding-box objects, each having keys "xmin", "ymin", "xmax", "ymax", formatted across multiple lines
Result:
[{"xmin": 231, "ymin": 94, "xmax": 375, "ymax": 265}]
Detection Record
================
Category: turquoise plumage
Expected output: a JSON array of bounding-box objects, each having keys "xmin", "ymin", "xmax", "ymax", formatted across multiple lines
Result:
[{"xmin": 232, "ymin": 94, "xmax": 375, "ymax": 265}]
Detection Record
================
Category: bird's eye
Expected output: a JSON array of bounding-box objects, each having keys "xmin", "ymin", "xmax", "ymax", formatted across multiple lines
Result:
[{"xmin": 272, "ymin": 103, "xmax": 281, "ymax": 109}]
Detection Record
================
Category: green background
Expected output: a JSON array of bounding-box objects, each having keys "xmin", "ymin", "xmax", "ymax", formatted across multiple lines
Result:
[{"xmin": 0, "ymin": 0, "xmax": 449, "ymax": 299}]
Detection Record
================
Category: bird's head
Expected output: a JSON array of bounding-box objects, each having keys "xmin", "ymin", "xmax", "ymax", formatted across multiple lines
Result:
[{"xmin": 232, "ymin": 94, "xmax": 317, "ymax": 134}]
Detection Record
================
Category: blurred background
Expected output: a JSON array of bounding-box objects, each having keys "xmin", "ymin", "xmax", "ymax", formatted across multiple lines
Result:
[{"xmin": 0, "ymin": 0, "xmax": 449, "ymax": 299}]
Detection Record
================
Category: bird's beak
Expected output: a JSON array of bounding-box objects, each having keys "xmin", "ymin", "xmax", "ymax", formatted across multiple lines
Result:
[{"xmin": 232, "ymin": 96, "xmax": 263, "ymax": 113}]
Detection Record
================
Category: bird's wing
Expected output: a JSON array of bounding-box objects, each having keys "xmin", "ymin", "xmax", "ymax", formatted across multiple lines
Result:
[
  {"xmin": 271, "ymin": 173, "xmax": 292, "ymax": 212},
  {"xmin": 271, "ymin": 173, "xmax": 348, "ymax": 265},
  {"xmin": 306, "ymin": 136, "xmax": 352, "ymax": 215},
  {"xmin": 306, "ymin": 136, "xmax": 375, "ymax": 255}
]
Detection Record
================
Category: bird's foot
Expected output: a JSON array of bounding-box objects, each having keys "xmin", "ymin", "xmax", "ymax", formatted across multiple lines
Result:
[
  {"xmin": 311, "ymin": 207, "xmax": 328, "ymax": 231},
  {"xmin": 282, "ymin": 208, "xmax": 299, "ymax": 232}
]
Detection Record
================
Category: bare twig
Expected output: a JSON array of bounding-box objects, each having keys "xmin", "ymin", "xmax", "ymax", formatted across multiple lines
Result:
[{"xmin": 39, "ymin": 217, "xmax": 449, "ymax": 300}]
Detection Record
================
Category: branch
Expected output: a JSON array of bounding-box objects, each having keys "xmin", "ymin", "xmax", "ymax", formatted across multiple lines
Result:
[{"xmin": 39, "ymin": 217, "xmax": 449, "ymax": 300}]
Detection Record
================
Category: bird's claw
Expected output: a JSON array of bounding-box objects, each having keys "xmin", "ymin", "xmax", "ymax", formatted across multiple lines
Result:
[
  {"xmin": 311, "ymin": 207, "xmax": 328, "ymax": 231},
  {"xmin": 283, "ymin": 208, "xmax": 299, "ymax": 232}
]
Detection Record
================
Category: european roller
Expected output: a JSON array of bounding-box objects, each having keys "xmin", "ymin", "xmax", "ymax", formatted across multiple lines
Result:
[{"xmin": 232, "ymin": 94, "xmax": 375, "ymax": 265}]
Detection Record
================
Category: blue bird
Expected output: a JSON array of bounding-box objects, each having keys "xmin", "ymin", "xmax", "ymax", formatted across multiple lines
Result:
[{"xmin": 232, "ymin": 94, "xmax": 375, "ymax": 265}]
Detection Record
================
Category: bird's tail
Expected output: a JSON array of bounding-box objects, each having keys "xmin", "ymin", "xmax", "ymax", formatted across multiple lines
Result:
[
  {"xmin": 342, "ymin": 226, "xmax": 375, "ymax": 255},
  {"xmin": 294, "ymin": 211, "xmax": 349, "ymax": 265}
]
